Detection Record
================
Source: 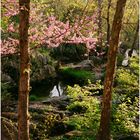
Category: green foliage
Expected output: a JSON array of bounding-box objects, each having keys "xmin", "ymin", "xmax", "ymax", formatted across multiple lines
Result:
[
  {"xmin": 51, "ymin": 43, "xmax": 87, "ymax": 62},
  {"xmin": 1, "ymin": 83, "xmax": 13, "ymax": 101},
  {"xmin": 1, "ymin": 17, "xmax": 8, "ymax": 31},
  {"xmin": 117, "ymin": 53, "xmax": 124, "ymax": 66},
  {"xmin": 111, "ymin": 95, "xmax": 139, "ymax": 136},
  {"xmin": 115, "ymin": 67, "xmax": 139, "ymax": 95},
  {"xmin": 129, "ymin": 56, "xmax": 139, "ymax": 76},
  {"xmin": 67, "ymin": 84, "xmax": 89, "ymax": 99},
  {"xmin": 29, "ymin": 95, "xmax": 38, "ymax": 101},
  {"xmin": 65, "ymin": 84, "xmax": 100, "ymax": 135},
  {"xmin": 112, "ymin": 56, "xmax": 139, "ymax": 137},
  {"xmin": 30, "ymin": 113, "xmax": 61, "ymax": 140},
  {"xmin": 59, "ymin": 68, "xmax": 94, "ymax": 85},
  {"xmin": 84, "ymin": 80, "xmax": 103, "ymax": 95},
  {"xmin": 67, "ymin": 101, "xmax": 89, "ymax": 114},
  {"xmin": 1, "ymin": 92, "xmax": 12, "ymax": 101},
  {"xmin": 9, "ymin": 15, "xmax": 19, "ymax": 24},
  {"xmin": 116, "ymin": 68, "xmax": 137, "ymax": 86}
]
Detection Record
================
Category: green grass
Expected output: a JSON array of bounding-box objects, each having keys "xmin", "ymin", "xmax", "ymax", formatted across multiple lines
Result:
[{"xmin": 59, "ymin": 67, "xmax": 94, "ymax": 85}]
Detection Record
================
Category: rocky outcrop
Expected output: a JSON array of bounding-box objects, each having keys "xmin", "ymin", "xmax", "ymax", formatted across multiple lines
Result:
[
  {"xmin": 1, "ymin": 73, "xmax": 14, "ymax": 83},
  {"xmin": 65, "ymin": 60, "xmax": 94, "ymax": 70},
  {"xmin": 122, "ymin": 49, "xmax": 138, "ymax": 66},
  {"xmin": 1, "ymin": 49, "xmax": 56, "ymax": 84},
  {"xmin": 31, "ymin": 49, "xmax": 57, "ymax": 82},
  {"xmin": 42, "ymin": 96, "xmax": 71, "ymax": 110}
]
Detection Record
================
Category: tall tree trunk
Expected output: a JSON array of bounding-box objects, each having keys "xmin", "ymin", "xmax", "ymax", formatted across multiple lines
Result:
[
  {"xmin": 128, "ymin": 20, "xmax": 139, "ymax": 57},
  {"xmin": 18, "ymin": 0, "xmax": 30, "ymax": 140},
  {"xmin": 106, "ymin": 0, "xmax": 111, "ymax": 45},
  {"xmin": 96, "ymin": 0, "xmax": 127, "ymax": 140},
  {"xmin": 97, "ymin": 0, "xmax": 103, "ymax": 48}
]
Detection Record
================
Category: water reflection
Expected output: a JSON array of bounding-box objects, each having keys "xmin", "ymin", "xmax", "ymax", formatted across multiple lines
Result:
[
  {"xmin": 50, "ymin": 82, "xmax": 65, "ymax": 97},
  {"xmin": 30, "ymin": 80, "xmax": 67, "ymax": 100}
]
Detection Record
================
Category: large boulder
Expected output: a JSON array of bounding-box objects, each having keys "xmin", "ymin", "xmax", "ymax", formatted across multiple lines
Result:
[
  {"xmin": 30, "ymin": 49, "xmax": 56, "ymax": 82},
  {"xmin": 1, "ymin": 72, "xmax": 14, "ymax": 83},
  {"xmin": 122, "ymin": 49, "xmax": 138, "ymax": 66},
  {"xmin": 66, "ymin": 60, "xmax": 94, "ymax": 70},
  {"xmin": 42, "ymin": 96, "xmax": 71, "ymax": 110},
  {"xmin": 1, "ymin": 49, "xmax": 56, "ymax": 84}
]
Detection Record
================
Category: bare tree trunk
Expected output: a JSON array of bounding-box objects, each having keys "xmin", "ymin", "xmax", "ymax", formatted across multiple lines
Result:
[
  {"xmin": 106, "ymin": 0, "xmax": 111, "ymax": 45},
  {"xmin": 18, "ymin": 0, "xmax": 30, "ymax": 140},
  {"xmin": 96, "ymin": 0, "xmax": 127, "ymax": 140}
]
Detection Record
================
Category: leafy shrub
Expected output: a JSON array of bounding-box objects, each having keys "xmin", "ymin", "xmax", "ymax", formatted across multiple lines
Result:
[
  {"xmin": 111, "ymin": 95, "xmax": 139, "ymax": 137},
  {"xmin": 31, "ymin": 114, "xmax": 61, "ymax": 140},
  {"xmin": 83, "ymin": 80, "xmax": 103, "ymax": 95},
  {"xmin": 129, "ymin": 56, "xmax": 139, "ymax": 76},
  {"xmin": 59, "ymin": 68, "xmax": 94, "ymax": 85},
  {"xmin": 1, "ymin": 83, "xmax": 13, "ymax": 101},
  {"xmin": 115, "ymin": 68, "xmax": 138, "ymax": 95},
  {"xmin": 67, "ymin": 101, "xmax": 89, "ymax": 114},
  {"xmin": 66, "ymin": 84, "xmax": 89, "ymax": 99},
  {"xmin": 29, "ymin": 95, "xmax": 38, "ymax": 101},
  {"xmin": 51, "ymin": 43, "xmax": 87, "ymax": 62},
  {"xmin": 112, "ymin": 56, "xmax": 139, "ymax": 137},
  {"xmin": 65, "ymin": 84, "xmax": 100, "ymax": 134},
  {"xmin": 117, "ymin": 53, "xmax": 124, "ymax": 66}
]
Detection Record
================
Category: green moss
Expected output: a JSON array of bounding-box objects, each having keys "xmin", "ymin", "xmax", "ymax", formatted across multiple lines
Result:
[
  {"xmin": 29, "ymin": 95, "xmax": 38, "ymax": 101},
  {"xmin": 59, "ymin": 68, "xmax": 95, "ymax": 85}
]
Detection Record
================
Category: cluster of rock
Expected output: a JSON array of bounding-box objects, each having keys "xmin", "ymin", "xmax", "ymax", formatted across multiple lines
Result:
[{"xmin": 1, "ymin": 49, "xmax": 56, "ymax": 85}]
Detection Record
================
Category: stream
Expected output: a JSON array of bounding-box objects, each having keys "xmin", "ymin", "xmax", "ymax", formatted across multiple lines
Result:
[
  {"xmin": 50, "ymin": 82, "xmax": 66, "ymax": 97},
  {"xmin": 30, "ymin": 80, "xmax": 67, "ymax": 101}
]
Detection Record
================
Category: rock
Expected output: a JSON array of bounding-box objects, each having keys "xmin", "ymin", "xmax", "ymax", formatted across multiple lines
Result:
[
  {"xmin": 122, "ymin": 59, "xmax": 129, "ymax": 66},
  {"xmin": 122, "ymin": 49, "xmax": 138, "ymax": 66},
  {"xmin": 2, "ymin": 49, "xmax": 56, "ymax": 85},
  {"xmin": 1, "ymin": 73, "xmax": 14, "ymax": 83},
  {"xmin": 64, "ymin": 130, "xmax": 83, "ymax": 138},
  {"xmin": 78, "ymin": 60, "xmax": 94, "ymax": 67},
  {"xmin": 115, "ymin": 135, "xmax": 139, "ymax": 140},
  {"xmin": 42, "ymin": 96, "xmax": 70, "ymax": 103},
  {"xmin": 50, "ymin": 122, "xmax": 75, "ymax": 136},
  {"xmin": 42, "ymin": 96, "xmax": 71, "ymax": 110},
  {"xmin": 31, "ymin": 50, "xmax": 56, "ymax": 82},
  {"xmin": 66, "ymin": 60, "xmax": 94, "ymax": 70},
  {"xmin": 76, "ymin": 60, "xmax": 93, "ymax": 70}
]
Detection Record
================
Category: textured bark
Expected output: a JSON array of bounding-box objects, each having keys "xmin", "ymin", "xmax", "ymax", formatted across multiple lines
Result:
[
  {"xmin": 97, "ymin": 0, "xmax": 127, "ymax": 140},
  {"xmin": 18, "ymin": 0, "xmax": 30, "ymax": 140}
]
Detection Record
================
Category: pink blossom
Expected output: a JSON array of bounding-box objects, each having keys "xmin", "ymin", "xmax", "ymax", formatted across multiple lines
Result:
[{"xmin": 7, "ymin": 23, "xmax": 15, "ymax": 32}]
